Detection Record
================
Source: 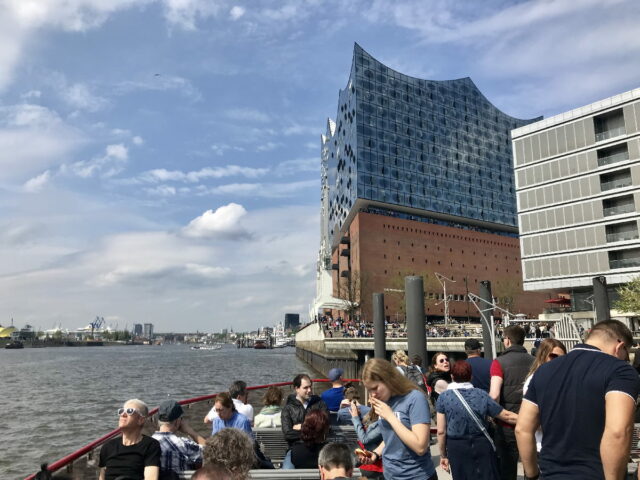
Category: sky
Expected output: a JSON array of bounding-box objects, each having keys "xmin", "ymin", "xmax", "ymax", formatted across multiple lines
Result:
[{"xmin": 0, "ymin": 0, "xmax": 639, "ymax": 333}]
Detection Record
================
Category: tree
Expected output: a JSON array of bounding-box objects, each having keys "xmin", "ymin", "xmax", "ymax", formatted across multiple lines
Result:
[
  {"xmin": 493, "ymin": 276, "xmax": 523, "ymax": 314},
  {"xmin": 384, "ymin": 269, "xmax": 440, "ymax": 322},
  {"xmin": 614, "ymin": 276, "xmax": 640, "ymax": 313},
  {"xmin": 337, "ymin": 270, "xmax": 368, "ymax": 322}
]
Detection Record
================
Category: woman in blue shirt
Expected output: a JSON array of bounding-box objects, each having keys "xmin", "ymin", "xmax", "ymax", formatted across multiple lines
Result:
[
  {"xmin": 436, "ymin": 360, "xmax": 517, "ymax": 480},
  {"xmin": 357, "ymin": 358, "xmax": 436, "ymax": 480},
  {"xmin": 211, "ymin": 392, "xmax": 252, "ymax": 436}
]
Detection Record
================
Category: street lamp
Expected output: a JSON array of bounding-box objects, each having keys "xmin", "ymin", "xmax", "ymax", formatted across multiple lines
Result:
[{"xmin": 435, "ymin": 272, "xmax": 456, "ymax": 325}]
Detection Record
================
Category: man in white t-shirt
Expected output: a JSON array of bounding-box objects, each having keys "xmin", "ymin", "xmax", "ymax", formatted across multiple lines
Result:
[{"xmin": 204, "ymin": 380, "xmax": 254, "ymax": 425}]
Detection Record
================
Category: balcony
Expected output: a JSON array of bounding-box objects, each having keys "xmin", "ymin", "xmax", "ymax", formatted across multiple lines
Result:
[
  {"xmin": 609, "ymin": 257, "xmax": 640, "ymax": 269},
  {"xmin": 340, "ymin": 248, "xmax": 350, "ymax": 257},
  {"xmin": 606, "ymin": 231, "xmax": 639, "ymax": 242},
  {"xmin": 595, "ymin": 126, "xmax": 626, "ymax": 142},
  {"xmin": 597, "ymin": 144, "xmax": 629, "ymax": 167},
  {"xmin": 603, "ymin": 204, "xmax": 635, "ymax": 217},
  {"xmin": 601, "ymin": 177, "xmax": 632, "ymax": 191}
]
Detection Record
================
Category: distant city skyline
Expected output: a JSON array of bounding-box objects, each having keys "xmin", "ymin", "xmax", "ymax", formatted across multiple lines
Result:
[{"xmin": 0, "ymin": 1, "xmax": 639, "ymax": 331}]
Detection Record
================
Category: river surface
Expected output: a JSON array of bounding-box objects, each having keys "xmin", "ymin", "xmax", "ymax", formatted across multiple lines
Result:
[{"xmin": 0, "ymin": 344, "xmax": 315, "ymax": 480}]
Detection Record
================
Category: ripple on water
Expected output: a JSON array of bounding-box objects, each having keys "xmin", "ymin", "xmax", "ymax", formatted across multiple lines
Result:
[{"xmin": 3, "ymin": 345, "xmax": 312, "ymax": 479}]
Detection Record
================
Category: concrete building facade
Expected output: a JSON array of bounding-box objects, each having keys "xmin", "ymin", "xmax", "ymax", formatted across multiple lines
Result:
[
  {"xmin": 513, "ymin": 88, "xmax": 640, "ymax": 308},
  {"xmin": 311, "ymin": 44, "xmax": 548, "ymax": 322}
]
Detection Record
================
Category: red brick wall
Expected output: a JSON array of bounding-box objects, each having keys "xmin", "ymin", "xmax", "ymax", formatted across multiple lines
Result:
[{"xmin": 332, "ymin": 212, "xmax": 547, "ymax": 322}]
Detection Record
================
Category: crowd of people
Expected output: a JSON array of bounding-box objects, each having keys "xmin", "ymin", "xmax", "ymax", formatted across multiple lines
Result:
[{"xmin": 63, "ymin": 319, "xmax": 640, "ymax": 480}]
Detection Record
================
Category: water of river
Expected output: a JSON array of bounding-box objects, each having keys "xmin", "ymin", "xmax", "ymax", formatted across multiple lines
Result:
[{"xmin": 0, "ymin": 344, "xmax": 315, "ymax": 480}]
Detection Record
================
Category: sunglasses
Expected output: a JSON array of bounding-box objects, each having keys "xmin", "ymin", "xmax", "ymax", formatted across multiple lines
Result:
[
  {"xmin": 118, "ymin": 407, "xmax": 143, "ymax": 417},
  {"xmin": 438, "ymin": 358, "xmax": 449, "ymax": 363},
  {"xmin": 548, "ymin": 353, "xmax": 559, "ymax": 359}
]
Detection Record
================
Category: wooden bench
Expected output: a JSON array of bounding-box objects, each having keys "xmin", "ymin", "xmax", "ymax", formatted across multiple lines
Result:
[{"xmin": 254, "ymin": 425, "xmax": 360, "ymax": 466}]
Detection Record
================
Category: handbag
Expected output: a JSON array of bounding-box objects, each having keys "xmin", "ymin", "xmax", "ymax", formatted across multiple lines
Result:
[{"xmin": 452, "ymin": 389, "xmax": 496, "ymax": 451}]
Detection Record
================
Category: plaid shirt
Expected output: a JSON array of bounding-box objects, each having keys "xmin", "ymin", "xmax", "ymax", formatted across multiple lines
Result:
[{"xmin": 152, "ymin": 431, "xmax": 202, "ymax": 474}]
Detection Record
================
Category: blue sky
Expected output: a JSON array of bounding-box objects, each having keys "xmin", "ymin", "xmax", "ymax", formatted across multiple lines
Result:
[{"xmin": 0, "ymin": 0, "xmax": 638, "ymax": 333}]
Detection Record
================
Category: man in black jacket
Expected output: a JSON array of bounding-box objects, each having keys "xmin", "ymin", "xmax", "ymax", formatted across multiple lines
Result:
[
  {"xmin": 281, "ymin": 373, "xmax": 328, "ymax": 468},
  {"xmin": 489, "ymin": 325, "xmax": 534, "ymax": 480}
]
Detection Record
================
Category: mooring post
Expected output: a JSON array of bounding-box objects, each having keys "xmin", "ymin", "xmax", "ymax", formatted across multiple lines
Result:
[
  {"xmin": 373, "ymin": 293, "xmax": 386, "ymax": 359},
  {"xmin": 479, "ymin": 280, "xmax": 496, "ymax": 359},
  {"xmin": 405, "ymin": 276, "xmax": 426, "ymax": 370},
  {"xmin": 592, "ymin": 276, "xmax": 610, "ymax": 323}
]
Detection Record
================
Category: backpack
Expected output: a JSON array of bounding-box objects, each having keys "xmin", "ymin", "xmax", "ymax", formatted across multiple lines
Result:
[{"xmin": 401, "ymin": 365, "xmax": 428, "ymax": 392}]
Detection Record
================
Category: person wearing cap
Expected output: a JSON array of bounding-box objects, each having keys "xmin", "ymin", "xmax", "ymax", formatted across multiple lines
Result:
[
  {"xmin": 465, "ymin": 338, "xmax": 492, "ymax": 392},
  {"xmin": 99, "ymin": 399, "xmax": 161, "ymax": 480},
  {"xmin": 321, "ymin": 368, "xmax": 345, "ymax": 413},
  {"xmin": 152, "ymin": 399, "xmax": 206, "ymax": 477}
]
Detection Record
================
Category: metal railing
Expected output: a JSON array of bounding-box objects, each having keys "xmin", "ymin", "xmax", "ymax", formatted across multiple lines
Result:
[
  {"xmin": 610, "ymin": 258, "xmax": 640, "ymax": 269},
  {"xmin": 595, "ymin": 126, "xmax": 626, "ymax": 142},
  {"xmin": 603, "ymin": 204, "xmax": 635, "ymax": 217},
  {"xmin": 601, "ymin": 178, "xmax": 632, "ymax": 191},
  {"xmin": 606, "ymin": 231, "xmax": 639, "ymax": 243},
  {"xmin": 598, "ymin": 150, "xmax": 629, "ymax": 167}
]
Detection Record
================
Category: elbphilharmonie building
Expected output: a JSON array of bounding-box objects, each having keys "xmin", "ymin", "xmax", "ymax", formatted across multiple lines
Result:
[{"xmin": 311, "ymin": 44, "xmax": 547, "ymax": 322}]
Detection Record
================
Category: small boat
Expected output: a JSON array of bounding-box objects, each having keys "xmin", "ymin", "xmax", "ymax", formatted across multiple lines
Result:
[
  {"xmin": 5, "ymin": 340, "xmax": 24, "ymax": 349},
  {"xmin": 191, "ymin": 344, "xmax": 222, "ymax": 350},
  {"xmin": 253, "ymin": 339, "xmax": 268, "ymax": 349}
]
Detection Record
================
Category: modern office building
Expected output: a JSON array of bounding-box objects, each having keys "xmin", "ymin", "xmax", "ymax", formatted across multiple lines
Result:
[
  {"xmin": 143, "ymin": 323, "xmax": 154, "ymax": 339},
  {"xmin": 513, "ymin": 88, "xmax": 640, "ymax": 309},
  {"xmin": 311, "ymin": 43, "xmax": 547, "ymax": 322},
  {"xmin": 133, "ymin": 323, "xmax": 143, "ymax": 337},
  {"xmin": 284, "ymin": 313, "xmax": 300, "ymax": 330}
]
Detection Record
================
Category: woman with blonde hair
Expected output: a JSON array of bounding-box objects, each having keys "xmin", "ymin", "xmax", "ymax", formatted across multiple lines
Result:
[
  {"xmin": 357, "ymin": 358, "xmax": 436, "ymax": 480},
  {"xmin": 391, "ymin": 349, "xmax": 410, "ymax": 374},
  {"xmin": 522, "ymin": 338, "xmax": 567, "ymax": 452}
]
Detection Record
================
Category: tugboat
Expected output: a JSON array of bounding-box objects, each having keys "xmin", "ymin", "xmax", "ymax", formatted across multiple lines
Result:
[{"xmin": 5, "ymin": 340, "xmax": 24, "ymax": 349}]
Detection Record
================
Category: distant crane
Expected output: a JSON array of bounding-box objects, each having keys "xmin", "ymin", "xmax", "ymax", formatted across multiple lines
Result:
[{"xmin": 90, "ymin": 316, "xmax": 105, "ymax": 338}]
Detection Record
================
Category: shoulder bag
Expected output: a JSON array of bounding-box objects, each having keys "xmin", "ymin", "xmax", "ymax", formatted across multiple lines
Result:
[{"xmin": 452, "ymin": 389, "xmax": 495, "ymax": 451}]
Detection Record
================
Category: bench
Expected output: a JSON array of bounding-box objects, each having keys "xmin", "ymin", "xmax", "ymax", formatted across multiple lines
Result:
[
  {"xmin": 180, "ymin": 469, "xmax": 362, "ymax": 479},
  {"xmin": 254, "ymin": 425, "xmax": 360, "ymax": 466}
]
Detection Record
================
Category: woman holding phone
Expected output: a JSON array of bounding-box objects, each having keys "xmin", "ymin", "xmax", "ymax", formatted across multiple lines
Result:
[{"xmin": 357, "ymin": 358, "xmax": 436, "ymax": 480}]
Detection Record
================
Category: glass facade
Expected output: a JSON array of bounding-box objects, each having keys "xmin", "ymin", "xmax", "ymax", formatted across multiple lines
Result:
[{"xmin": 322, "ymin": 44, "xmax": 541, "ymax": 246}]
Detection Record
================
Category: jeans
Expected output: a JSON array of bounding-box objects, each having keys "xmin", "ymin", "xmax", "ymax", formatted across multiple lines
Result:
[{"xmin": 282, "ymin": 449, "xmax": 294, "ymax": 469}]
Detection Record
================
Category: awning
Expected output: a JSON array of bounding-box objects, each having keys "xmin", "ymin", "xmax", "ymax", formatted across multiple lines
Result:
[{"xmin": 544, "ymin": 297, "xmax": 571, "ymax": 305}]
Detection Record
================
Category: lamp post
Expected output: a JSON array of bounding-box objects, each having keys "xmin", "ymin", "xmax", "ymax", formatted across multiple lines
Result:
[{"xmin": 435, "ymin": 272, "xmax": 456, "ymax": 325}]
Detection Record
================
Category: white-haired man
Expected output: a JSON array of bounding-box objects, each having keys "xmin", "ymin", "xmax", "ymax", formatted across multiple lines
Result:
[
  {"xmin": 152, "ymin": 400, "xmax": 206, "ymax": 477},
  {"xmin": 99, "ymin": 399, "xmax": 161, "ymax": 480}
]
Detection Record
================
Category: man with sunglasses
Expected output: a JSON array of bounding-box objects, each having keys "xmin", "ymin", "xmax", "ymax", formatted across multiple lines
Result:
[
  {"xmin": 516, "ymin": 320, "xmax": 640, "ymax": 480},
  {"xmin": 99, "ymin": 399, "xmax": 161, "ymax": 480}
]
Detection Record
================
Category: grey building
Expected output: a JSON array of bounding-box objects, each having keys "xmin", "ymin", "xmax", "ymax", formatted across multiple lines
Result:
[
  {"xmin": 133, "ymin": 323, "xmax": 143, "ymax": 336},
  {"xmin": 143, "ymin": 323, "xmax": 154, "ymax": 339},
  {"xmin": 513, "ymin": 88, "xmax": 640, "ymax": 303},
  {"xmin": 284, "ymin": 313, "xmax": 300, "ymax": 330}
]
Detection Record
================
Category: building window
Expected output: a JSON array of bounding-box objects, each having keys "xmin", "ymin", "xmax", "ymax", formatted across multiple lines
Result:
[
  {"xmin": 603, "ymin": 195, "xmax": 635, "ymax": 217},
  {"xmin": 605, "ymin": 221, "xmax": 639, "ymax": 243},
  {"xmin": 597, "ymin": 143, "xmax": 629, "ymax": 167},
  {"xmin": 600, "ymin": 168, "xmax": 632, "ymax": 192},
  {"xmin": 609, "ymin": 248, "xmax": 640, "ymax": 269},
  {"xmin": 594, "ymin": 108, "xmax": 626, "ymax": 142}
]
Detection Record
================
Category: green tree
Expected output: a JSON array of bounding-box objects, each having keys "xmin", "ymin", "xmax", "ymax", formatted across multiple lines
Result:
[
  {"xmin": 493, "ymin": 276, "xmax": 523, "ymax": 314},
  {"xmin": 614, "ymin": 276, "xmax": 640, "ymax": 313},
  {"xmin": 337, "ymin": 270, "xmax": 368, "ymax": 322}
]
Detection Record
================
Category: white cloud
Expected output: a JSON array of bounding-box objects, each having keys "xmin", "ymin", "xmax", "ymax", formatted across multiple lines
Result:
[
  {"xmin": 225, "ymin": 107, "xmax": 271, "ymax": 123},
  {"xmin": 23, "ymin": 170, "xmax": 51, "ymax": 193},
  {"xmin": 161, "ymin": 0, "xmax": 222, "ymax": 30},
  {"xmin": 0, "ymin": 104, "xmax": 85, "ymax": 182},
  {"xmin": 182, "ymin": 203, "xmax": 250, "ymax": 239},
  {"xmin": 211, "ymin": 143, "xmax": 244, "ymax": 156},
  {"xmin": 230, "ymin": 6, "xmax": 245, "ymax": 20},
  {"xmin": 198, "ymin": 179, "xmax": 317, "ymax": 198},
  {"xmin": 138, "ymin": 165, "xmax": 268, "ymax": 184},
  {"xmin": 115, "ymin": 75, "xmax": 202, "ymax": 101},
  {"xmin": 144, "ymin": 185, "xmax": 176, "ymax": 196},
  {"xmin": 132, "ymin": 136, "xmax": 144, "ymax": 145},
  {"xmin": 282, "ymin": 122, "xmax": 318, "ymax": 136},
  {"xmin": 59, "ymin": 82, "xmax": 108, "ymax": 112},
  {"xmin": 274, "ymin": 157, "xmax": 317, "ymax": 176},
  {"xmin": 256, "ymin": 141, "xmax": 281, "ymax": 152},
  {"xmin": 21, "ymin": 90, "xmax": 42, "ymax": 99},
  {"xmin": 65, "ymin": 143, "xmax": 129, "ymax": 178}
]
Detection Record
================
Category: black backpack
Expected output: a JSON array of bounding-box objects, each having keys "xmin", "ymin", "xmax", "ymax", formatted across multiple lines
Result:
[{"xmin": 401, "ymin": 365, "xmax": 428, "ymax": 392}]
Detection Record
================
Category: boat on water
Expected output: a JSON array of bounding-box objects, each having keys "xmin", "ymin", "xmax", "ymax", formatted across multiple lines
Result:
[
  {"xmin": 253, "ymin": 338, "xmax": 268, "ymax": 349},
  {"xmin": 5, "ymin": 340, "xmax": 24, "ymax": 349},
  {"xmin": 190, "ymin": 343, "xmax": 222, "ymax": 350}
]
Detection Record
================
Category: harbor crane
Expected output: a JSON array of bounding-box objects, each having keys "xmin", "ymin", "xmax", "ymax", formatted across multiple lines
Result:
[{"xmin": 90, "ymin": 316, "xmax": 105, "ymax": 338}]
